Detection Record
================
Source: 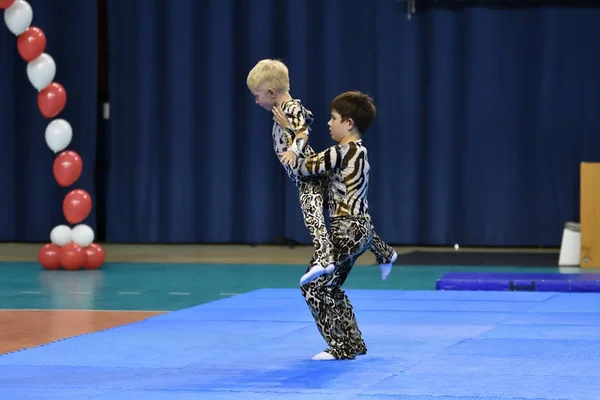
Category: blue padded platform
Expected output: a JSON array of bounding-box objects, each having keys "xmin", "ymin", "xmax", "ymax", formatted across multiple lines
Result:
[
  {"xmin": 436, "ymin": 272, "xmax": 600, "ymax": 292},
  {"xmin": 1, "ymin": 289, "xmax": 599, "ymax": 399}
]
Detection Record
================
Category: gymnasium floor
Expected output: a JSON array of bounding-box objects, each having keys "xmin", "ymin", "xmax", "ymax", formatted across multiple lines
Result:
[
  {"xmin": 1, "ymin": 244, "xmax": 599, "ymax": 399},
  {"xmin": 0, "ymin": 243, "xmax": 558, "ymax": 354}
]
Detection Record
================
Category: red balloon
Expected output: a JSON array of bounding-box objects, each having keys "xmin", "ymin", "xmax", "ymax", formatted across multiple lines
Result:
[
  {"xmin": 38, "ymin": 243, "xmax": 61, "ymax": 270},
  {"xmin": 59, "ymin": 243, "xmax": 87, "ymax": 271},
  {"xmin": 53, "ymin": 151, "xmax": 82, "ymax": 187},
  {"xmin": 63, "ymin": 189, "xmax": 92, "ymax": 224},
  {"xmin": 17, "ymin": 27, "xmax": 46, "ymax": 62},
  {"xmin": 38, "ymin": 82, "xmax": 67, "ymax": 119},
  {"xmin": 84, "ymin": 243, "xmax": 105, "ymax": 270},
  {"xmin": 0, "ymin": 0, "xmax": 15, "ymax": 9}
]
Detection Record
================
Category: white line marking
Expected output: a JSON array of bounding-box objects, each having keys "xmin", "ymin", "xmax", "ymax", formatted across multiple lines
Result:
[
  {"xmin": 168, "ymin": 292, "xmax": 190, "ymax": 296},
  {"xmin": 68, "ymin": 292, "xmax": 91, "ymax": 295},
  {"xmin": 119, "ymin": 292, "xmax": 140, "ymax": 295},
  {"xmin": 20, "ymin": 291, "xmax": 41, "ymax": 294}
]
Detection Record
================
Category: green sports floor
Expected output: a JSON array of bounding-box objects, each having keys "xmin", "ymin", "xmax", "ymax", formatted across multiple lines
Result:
[{"xmin": 0, "ymin": 261, "xmax": 563, "ymax": 311}]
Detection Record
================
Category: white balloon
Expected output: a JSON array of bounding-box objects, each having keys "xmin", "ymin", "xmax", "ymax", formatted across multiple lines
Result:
[
  {"xmin": 4, "ymin": 0, "xmax": 33, "ymax": 36},
  {"xmin": 45, "ymin": 119, "xmax": 72, "ymax": 153},
  {"xmin": 26, "ymin": 53, "xmax": 56, "ymax": 91},
  {"xmin": 72, "ymin": 224, "xmax": 94, "ymax": 248},
  {"xmin": 50, "ymin": 225, "xmax": 72, "ymax": 246}
]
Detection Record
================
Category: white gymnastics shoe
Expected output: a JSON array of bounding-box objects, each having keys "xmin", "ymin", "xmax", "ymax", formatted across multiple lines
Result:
[
  {"xmin": 300, "ymin": 263, "xmax": 335, "ymax": 285},
  {"xmin": 312, "ymin": 351, "xmax": 336, "ymax": 361},
  {"xmin": 380, "ymin": 252, "xmax": 397, "ymax": 281}
]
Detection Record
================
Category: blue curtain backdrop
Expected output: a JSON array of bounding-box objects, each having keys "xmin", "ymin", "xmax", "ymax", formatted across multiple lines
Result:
[
  {"xmin": 0, "ymin": 0, "xmax": 98, "ymax": 242},
  {"xmin": 104, "ymin": 0, "xmax": 600, "ymax": 246},
  {"xmin": 2, "ymin": 1, "xmax": 598, "ymax": 246}
]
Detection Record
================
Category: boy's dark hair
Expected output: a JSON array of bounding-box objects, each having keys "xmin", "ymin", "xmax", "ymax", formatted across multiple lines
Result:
[{"xmin": 329, "ymin": 91, "xmax": 376, "ymax": 135}]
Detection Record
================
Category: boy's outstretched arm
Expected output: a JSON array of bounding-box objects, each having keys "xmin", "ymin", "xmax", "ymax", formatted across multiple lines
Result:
[{"xmin": 294, "ymin": 146, "xmax": 343, "ymax": 177}]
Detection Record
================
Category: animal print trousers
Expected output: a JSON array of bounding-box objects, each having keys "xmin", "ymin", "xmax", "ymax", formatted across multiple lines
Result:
[
  {"xmin": 298, "ymin": 180, "xmax": 334, "ymax": 268},
  {"xmin": 300, "ymin": 216, "xmax": 374, "ymax": 360},
  {"xmin": 298, "ymin": 180, "xmax": 395, "ymax": 269}
]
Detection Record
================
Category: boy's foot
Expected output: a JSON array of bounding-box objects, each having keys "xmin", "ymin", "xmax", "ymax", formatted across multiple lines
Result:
[
  {"xmin": 324, "ymin": 263, "xmax": 335, "ymax": 274},
  {"xmin": 312, "ymin": 351, "xmax": 336, "ymax": 361},
  {"xmin": 380, "ymin": 251, "xmax": 397, "ymax": 281},
  {"xmin": 313, "ymin": 348, "xmax": 358, "ymax": 360},
  {"xmin": 300, "ymin": 263, "xmax": 335, "ymax": 286}
]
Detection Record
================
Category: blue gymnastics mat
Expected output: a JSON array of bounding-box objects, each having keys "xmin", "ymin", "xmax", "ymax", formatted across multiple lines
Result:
[
  {"xmin": 1, "ymin": 289, "xmax": 600, "ymax": 400},
  {"xmin": 437, "ymin": 272, "xmax": 600, "ymax": 292}
]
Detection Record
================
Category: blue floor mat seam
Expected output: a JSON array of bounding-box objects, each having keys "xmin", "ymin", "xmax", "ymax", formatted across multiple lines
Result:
[
  {"xmin": 0, "ymin": 314, "xmax": 163, "ymax": 359},
  {"xmin": 6, "ymin": 319, "xmax": 149, "ymax": 346},
  {"xmin": 540, "ymin": 293, "xmax": 560, "ymax": 303}
]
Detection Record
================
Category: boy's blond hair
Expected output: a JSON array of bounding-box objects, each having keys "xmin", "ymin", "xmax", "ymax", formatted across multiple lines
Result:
[{"xmin": 247, "ymin": 59, "xmax": 290, "ymax": 92}]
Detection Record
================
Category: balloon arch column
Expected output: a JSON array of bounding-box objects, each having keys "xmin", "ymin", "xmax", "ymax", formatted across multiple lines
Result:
[{"xmin": 2, "ymin": 0, "xmax": 105, "ymax": 270}]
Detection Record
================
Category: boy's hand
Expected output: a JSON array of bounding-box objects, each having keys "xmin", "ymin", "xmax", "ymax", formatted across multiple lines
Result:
[
  {"xmin": 279, "ymin": 151, "xmax": 297, "ymax": 167},
  {"xmin": 272, "ymin": 106, "xmax": 290, "ymax": 129}
]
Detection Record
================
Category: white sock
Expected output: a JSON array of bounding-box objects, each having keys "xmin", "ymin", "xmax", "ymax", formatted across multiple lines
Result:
[
  {"xmin": 324, "ymin": 263, "xmax": 335, "ymax": 274},
  {"xmin": 312, "ymin": 351, "xmax": 336, "ymax": 361},
  {"xmin": 380, "ymin": 252, "xmax": 397, "ymax": 281},
  {"xmin": 300, "ymin": 264, "xmax": 326, "ymax": 285}
]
